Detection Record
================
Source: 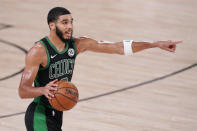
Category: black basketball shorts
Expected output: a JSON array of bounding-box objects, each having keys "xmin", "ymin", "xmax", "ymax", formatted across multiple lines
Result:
[{"xmin": 25, "ymin": 102, "xmax": 63, "ymax": 131}]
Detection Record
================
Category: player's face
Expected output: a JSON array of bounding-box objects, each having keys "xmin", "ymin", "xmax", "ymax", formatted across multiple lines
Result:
[{"xmin": 55, "ymin": 14, "xmax": 73, "ymax": 41}]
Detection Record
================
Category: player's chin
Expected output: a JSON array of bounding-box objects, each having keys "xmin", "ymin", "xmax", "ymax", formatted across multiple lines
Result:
[{"xmin": 64, "ymin": 34, "xmax": 72, "ymax": 39}]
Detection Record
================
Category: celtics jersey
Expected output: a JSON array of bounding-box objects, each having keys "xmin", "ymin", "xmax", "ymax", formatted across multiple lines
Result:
[{"xmin": 33, "ymin": 36, "xmax": 77, "ymax": 107}]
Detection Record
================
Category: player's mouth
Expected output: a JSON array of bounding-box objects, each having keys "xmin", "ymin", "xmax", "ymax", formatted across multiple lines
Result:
[{"xmin": 64, "ymin": 31, "xmax": 72, "ymax": 38}]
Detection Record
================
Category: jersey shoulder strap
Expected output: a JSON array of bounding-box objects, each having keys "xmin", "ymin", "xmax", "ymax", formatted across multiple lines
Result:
[{"xmin": 37, "ymin": 37, "xmax": 52, "ymax": 70}]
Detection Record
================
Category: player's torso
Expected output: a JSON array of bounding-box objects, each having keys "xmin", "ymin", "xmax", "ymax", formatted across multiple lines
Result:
[{"xmin": 35, "ymin": 36, "xmax": 77, "ymax": 87}]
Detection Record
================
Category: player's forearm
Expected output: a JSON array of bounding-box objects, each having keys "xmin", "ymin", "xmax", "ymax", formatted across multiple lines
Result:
[
  {"xmin": 18, "ymin": 85, "xmax": 43, "ymax": 99},
  {"xmin": 132, "ymin": 41, "xmax": 157, "ymax": 53}
]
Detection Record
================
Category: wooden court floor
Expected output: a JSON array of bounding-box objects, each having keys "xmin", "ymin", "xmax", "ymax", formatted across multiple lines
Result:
[{"xmin": 0, "ymin": 0, "xmax": 197, "ymax": 130}]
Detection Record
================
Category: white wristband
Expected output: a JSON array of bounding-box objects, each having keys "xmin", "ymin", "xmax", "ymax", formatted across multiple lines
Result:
[{"xmin": 123, "ymin": 40, "xmax": 133, "ymax": 56}]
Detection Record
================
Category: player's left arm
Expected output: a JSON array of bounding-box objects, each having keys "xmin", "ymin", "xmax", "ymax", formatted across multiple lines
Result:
[{"xmin": 76, "ymin": 38, "xmax": 182, "ymax": 55}]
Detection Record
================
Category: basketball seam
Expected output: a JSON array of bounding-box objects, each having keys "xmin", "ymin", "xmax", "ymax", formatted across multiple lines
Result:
[
  {"xmin": 54, "ymin": 94, "xmax": 69, "ymax": 111},
  {"xmin": 57, "ymin": 87, "xmax": 78, "ymax": 90},
  {"xmin": 55, "ymin": 92, "xmax": 78, "ymax": 103}
]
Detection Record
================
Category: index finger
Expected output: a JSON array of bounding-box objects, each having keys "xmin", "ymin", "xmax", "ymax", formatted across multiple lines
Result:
[
  {"xmin": 49, "ymin": 79, "xmax": 58, "ymax": 84},
  {"xmin": 173, "ymin": 41, "xmax": 183, "ymax": 44}
]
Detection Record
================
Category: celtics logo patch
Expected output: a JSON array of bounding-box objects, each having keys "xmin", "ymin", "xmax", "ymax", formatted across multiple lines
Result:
[{"xmin": 68, "ymin": 48, "xmax": 75, "ymax": 57}]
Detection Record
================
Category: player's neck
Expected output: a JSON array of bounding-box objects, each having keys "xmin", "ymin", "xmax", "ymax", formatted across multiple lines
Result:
[{"xmin": 48, "ymin": 33, "xmax": 65, "ymax": 51}]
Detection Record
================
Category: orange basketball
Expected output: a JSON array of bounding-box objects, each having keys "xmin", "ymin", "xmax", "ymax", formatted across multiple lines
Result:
[{"xmin": 49, "ymin": 80, "xmax": 79, "ymax": 111}]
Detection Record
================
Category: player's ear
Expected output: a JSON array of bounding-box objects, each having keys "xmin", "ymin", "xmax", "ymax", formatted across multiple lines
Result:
[{"xmin": 49, "ymin": 22, "xmax": 55, "ymax": 31}]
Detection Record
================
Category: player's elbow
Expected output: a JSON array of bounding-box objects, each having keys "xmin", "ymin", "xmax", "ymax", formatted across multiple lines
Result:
[
  {"xmin": 114, "ymin": 42, "xmax": 124, "ymax": 55},
  {"xmin": 18, "ymin": 86, "xmax": 26, "ymax": 99},
  {"xmin": 18, "ymin": 90, "xmax": 25, "ymax": 99}
]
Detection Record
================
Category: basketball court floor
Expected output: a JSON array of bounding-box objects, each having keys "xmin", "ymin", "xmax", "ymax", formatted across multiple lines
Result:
[{"xmin": 0, "ymin": 0, "xmax": 197, "ymax": 130}]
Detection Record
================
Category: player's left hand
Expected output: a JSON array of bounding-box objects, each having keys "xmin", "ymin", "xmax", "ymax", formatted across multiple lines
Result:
[{"xmin": 156, "ymin": 40, "xmax": 182, "ymax": 52}]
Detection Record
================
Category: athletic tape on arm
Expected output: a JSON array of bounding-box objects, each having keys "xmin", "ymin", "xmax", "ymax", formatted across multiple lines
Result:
[
  {"xmin": 123, "ymin": 40, "xmax": 133, "ymax": 56},
  {"xmin": 98, "ymin": 40, "xmax": 114, "ymax": 43}
]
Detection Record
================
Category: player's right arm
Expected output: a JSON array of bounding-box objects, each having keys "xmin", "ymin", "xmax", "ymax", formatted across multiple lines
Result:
[{"xmin": 18, "ymin": 42, "xmax": 57, "ymax": 99}]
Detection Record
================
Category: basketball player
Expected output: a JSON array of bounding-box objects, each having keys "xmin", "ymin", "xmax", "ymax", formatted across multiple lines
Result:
[{"xmin": 18, "ymin": 7, "xmax": 182, "ymax": 131}]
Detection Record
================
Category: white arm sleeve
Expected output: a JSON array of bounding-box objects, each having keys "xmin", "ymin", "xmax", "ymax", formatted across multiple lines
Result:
[{"xmin": 123, "ymin": 40, "xmax": 133, "ymax": 56}]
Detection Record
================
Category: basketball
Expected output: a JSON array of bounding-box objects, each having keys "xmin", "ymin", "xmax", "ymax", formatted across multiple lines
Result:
[{"xmin": 49, "ymin": 80, "xmax": 79, "ymax": 111}]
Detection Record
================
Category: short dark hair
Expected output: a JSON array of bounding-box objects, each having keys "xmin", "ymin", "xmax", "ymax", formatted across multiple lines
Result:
[{"xmin": 47, "ymin": 7, "xmax": 71, "ymax": 24}]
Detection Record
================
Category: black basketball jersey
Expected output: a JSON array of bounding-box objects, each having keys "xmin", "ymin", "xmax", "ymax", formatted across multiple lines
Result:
[{"xmin": 33, "ymin": 36, "xmax": 77, "ymax": 107}]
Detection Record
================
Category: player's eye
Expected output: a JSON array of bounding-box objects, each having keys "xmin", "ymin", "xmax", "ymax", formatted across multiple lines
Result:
[{"xmin": 62, "ymin": 21, "xmax": 68, "ymax": 25}]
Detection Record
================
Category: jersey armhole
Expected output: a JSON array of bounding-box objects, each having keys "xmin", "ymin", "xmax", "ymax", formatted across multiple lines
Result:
[
  {"xmin": 39, "ymin": 41, "xmax": 50, "ymax": 71},
  {"xmin": 72, "ymin": 38, "xmax": 78, "ymax": 55}
]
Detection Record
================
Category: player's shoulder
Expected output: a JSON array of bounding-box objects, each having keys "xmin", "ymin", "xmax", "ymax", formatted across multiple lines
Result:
[
  {"xmin": 27, "ymin": 41, "xmax": 46, "ymax": 58},
  {"xmin": 72, "ymin": 36, "xmax": 96, "ymax": 53}
]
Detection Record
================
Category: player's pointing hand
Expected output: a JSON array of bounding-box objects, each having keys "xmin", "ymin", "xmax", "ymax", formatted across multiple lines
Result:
[{"xmin": 156, "ymin": 40, "xmax": 182, "ymax": 52}]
